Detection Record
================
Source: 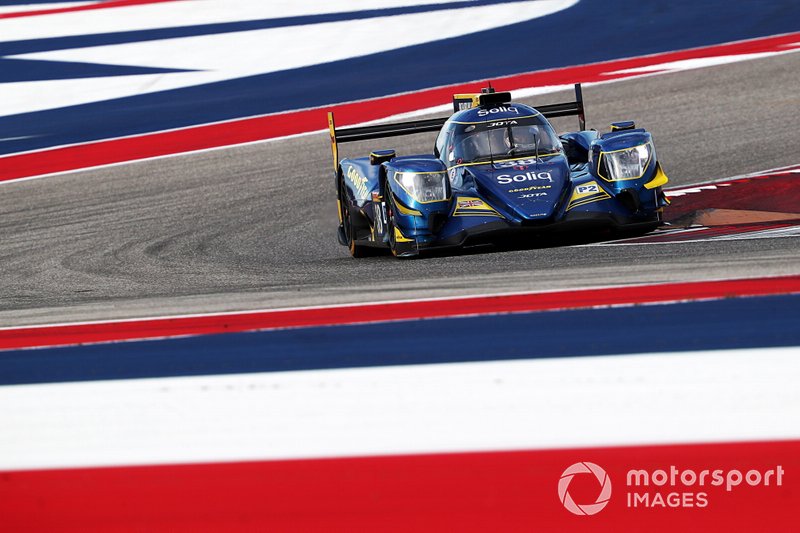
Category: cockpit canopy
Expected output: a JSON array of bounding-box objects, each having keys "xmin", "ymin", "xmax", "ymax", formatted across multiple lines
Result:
[{"xmin": 436, "ymin": 104, "xmax": 563, "ymax": 167}]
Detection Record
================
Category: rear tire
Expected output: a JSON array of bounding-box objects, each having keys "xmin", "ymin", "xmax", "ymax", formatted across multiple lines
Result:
[{"xmin": 338, "ymin": 174, "xmax": 371, "ymax": 258}]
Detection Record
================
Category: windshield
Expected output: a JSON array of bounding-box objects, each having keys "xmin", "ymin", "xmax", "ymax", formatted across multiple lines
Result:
[{"xmin": 444, "ymin": 115, "xmax": 562, "ymax": 167}]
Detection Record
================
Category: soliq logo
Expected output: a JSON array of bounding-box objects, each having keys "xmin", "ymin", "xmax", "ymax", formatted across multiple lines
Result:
[{"xmin": 558, "ymin": 462, "xmax": 785, "ymax": 514}]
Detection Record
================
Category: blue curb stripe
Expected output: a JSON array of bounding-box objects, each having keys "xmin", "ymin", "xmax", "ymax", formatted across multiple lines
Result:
[{"xmin": 1, "ymin": 294, "xmax": 799, "ymax": 386}]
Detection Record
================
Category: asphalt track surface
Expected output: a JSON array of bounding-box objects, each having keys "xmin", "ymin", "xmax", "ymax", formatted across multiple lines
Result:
[{"xmin": 1, "ymin": 52, "xmax": 799, "ymax": 326}]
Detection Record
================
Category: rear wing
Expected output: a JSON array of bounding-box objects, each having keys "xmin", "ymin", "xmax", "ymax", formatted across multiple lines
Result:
[
  {"xmin": 536, "ymin": 83, "xmax": 586, "ymax": 132},
  {"xmin": 326, "ymin": 114, "xmax": 447, "ymax": 175},
  {"xmin": 327, "ymin": 83, "xmax": 586, "ymax": 174}
]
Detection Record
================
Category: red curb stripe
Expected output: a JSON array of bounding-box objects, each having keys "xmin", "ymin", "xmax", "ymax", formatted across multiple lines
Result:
[
  {"xmin": 3, "ymin": 275, "xmax": 800, "ymax": 351},
  {"xmin": 1, "ymin": 439, "xmax": 797, "ymax": 532},
  {"xmin": 0, "ymin": 0, "xmax": 182, "ymax": 19},
  {"xmin": 1, "ymin": 32, "xmax": 798, "ymax": 182}
]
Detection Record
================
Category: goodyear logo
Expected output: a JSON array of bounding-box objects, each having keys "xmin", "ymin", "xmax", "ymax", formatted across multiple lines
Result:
[
  {"xmin": 346, "ymin": 166, "xmax": 369, "ymax": 198},
  {"xmin": 508, "ymin": 184, "xmax": 551, "ymax": 194}
]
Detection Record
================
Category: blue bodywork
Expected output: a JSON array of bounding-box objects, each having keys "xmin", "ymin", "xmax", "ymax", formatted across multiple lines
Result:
[{"xmin": 334, "ymin": 93, "xmax": 668, "ymax": 257}]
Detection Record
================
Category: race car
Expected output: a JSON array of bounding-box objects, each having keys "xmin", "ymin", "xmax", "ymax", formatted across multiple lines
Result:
[{"xmin": 327, "ymin": 84, "xmax": 669, "ymax": 258}]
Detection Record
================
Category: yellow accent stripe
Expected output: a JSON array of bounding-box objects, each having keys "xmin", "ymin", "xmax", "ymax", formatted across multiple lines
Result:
[
  {"xmin": 327, "ymin": 112, "xmax": 338, "ymax": 175},
  {"xmin": 455, "ymin": 209, "xmax": 497, "ymax": 214},
  {"xmin": 394, "ymin": 227, "xmax": 413, "ymax": 243},
  {"xmin": 393, "ymin": 196, "xmax": 422, "ymax": 216},
  {"xmin": 644, "ymin": 162, "xmax": 669, "ymax": 190},
  {"xmin": 567, "ymin": 192, "xmax": 611, "ymax": 211},
  {"xmin": 453, "ymin": 212, "xmax": 503, "ymax": 218}
]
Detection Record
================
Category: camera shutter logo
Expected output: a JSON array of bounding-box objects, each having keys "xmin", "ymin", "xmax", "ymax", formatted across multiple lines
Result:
[{"xmin": 558, "ymin": 462, "xmax": 612, "ymax": 515}]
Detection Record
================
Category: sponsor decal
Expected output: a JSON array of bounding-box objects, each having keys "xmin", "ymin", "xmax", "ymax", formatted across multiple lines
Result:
[
  {"xmin": 373, "ymin": 203, "xmax": 384, "ymax": 236},
  {"xmin": 519, "ymin": 192, "xmax": 547, "ymax": 199},
  {"xmin": 453, "ymin": 196, "xmax": 502, "ymax": 218},
  {"xmin": 477, "ymin": 106, "xmax": 519, "ymax": 117},
  {"xmin": 494, "ymin": 158, "xmax": 539, "ymax": 169},
  {"xmin": 508, "ymin": 184, "xmax": 551, "ymax": 193},
  {"xmin": 487, "ymin": 120, "xmax": 519, "ymax": 128},
  {"xmin": 371, "ymin": 191, "xmax": 385, "ymax": 237},
  {"xmin": 496, "ymin": 171, "xmax": 553, "ymax": 185},
  {"xmin": 576, "ymin": 182, "xmax": 600, "ymax": 196},
  {"xmin": 346, "ymin": 166, "xmax": 369, "ymax": 198},
  {"xmin": 566, "ymin": 180, "xmax": 611, "ymax": 211}
]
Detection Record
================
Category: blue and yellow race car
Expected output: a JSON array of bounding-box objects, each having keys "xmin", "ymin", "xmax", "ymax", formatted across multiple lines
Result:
[{"xmin": 327, "ymin": 85, "xmax": 669, "ymax": 257}]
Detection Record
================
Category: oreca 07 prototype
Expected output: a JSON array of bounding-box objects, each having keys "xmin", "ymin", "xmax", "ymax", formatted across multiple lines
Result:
[{"xmin": 327, "ymin": 85, "xmax": 669, "ymax": 257}]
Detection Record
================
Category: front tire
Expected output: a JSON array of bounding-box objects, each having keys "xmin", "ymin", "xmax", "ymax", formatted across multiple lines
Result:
[{"xmin": 384, "ymin": 189, "xmax": 418, "ymax": 258}]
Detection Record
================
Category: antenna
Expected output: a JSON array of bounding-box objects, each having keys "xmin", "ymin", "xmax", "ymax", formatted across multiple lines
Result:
[{"xmin": 482, "ymin": 81, "xmax": 495, "ymax": 94}]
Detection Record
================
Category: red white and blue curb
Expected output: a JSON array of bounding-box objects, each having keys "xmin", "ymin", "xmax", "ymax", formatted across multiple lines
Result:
[
  {"xmin": 3, "ymin": 274, "xmax": 800, "ymax": 351},
  {"xmin": 1, "ymin": 31, "xmax": 799, "ymax": 184}
]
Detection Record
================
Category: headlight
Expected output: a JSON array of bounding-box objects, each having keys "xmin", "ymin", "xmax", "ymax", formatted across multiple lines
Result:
[
  {"xmin": 395, "ymin": 171, "xmax": 448, "ymax": 202},
  {"xmin": 602, "ymin": 143, "xmax": 652, "ymax": 180}
]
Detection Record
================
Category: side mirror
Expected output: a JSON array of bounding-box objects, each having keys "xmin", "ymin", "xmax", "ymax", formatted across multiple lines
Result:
[{"xmin": 610, "ymin": 121, "xmax": 636, "ymax": 132}]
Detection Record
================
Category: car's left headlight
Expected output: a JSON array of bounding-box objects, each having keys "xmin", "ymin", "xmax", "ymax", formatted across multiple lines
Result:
[
  {"xmin": 603, "ymin": 143, "xmax": 653, "ymax": 180},
  {"xmin": 395, "ymin": 171, "xmax": 448, "ymax": 202}
]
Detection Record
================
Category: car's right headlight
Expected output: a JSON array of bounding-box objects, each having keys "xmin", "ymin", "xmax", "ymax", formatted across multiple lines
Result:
[
  {"xmin": 602, "ymin": 143, "xmax": 653, "ymax": 181},
  {"xmin": 395, "ymin": 171, "xmax": 449, "ymax": 203}
]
